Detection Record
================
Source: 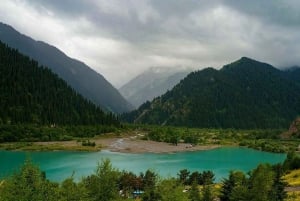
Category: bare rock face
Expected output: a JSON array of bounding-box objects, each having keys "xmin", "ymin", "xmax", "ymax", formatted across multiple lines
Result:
[
  {"xmin": 289, "ymin": 118, "xmax": 300, "ymax": 135},
  {"xmin": 281, "ymin": 118, "xmax": 300, "ymax": 139}
]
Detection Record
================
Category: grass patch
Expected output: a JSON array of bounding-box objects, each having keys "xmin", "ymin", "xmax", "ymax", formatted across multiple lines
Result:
[
  {"xmin": 286, "ymin": 192, "xmax": 300, "ymax": 201},
  {"xmin": 284, "ymin": 169, "xmax": 300, "ymax": 187}
]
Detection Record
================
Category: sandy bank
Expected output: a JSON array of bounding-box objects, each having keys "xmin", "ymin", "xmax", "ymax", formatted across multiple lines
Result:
[{"xmin": 33, "ymin": 137, "xmax": 220, "ymax": 153}]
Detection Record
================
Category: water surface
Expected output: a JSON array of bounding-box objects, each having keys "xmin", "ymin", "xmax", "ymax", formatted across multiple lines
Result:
[{"xmin": 0, "ymin": 147, "xmax": 286, "ymax": 182}]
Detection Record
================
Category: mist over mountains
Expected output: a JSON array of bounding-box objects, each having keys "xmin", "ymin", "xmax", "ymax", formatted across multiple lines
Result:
[
  {"xmin": 0, "ymin": 22, "xmax": 133, "ymax": 113},
  {"xmin": 1, "ymin": 22, "xmax": 300, "ymax": 129},
  {"xmin": 123, "ymin": 57, "xmax": 300, "ymax": 129},
  {"xmin": 119, "ymin": 67, "xmax": 191, "ymax": 108},
  {"xmin": 0, "ymin": 40, "xmax": 119, "ymax": 126}
]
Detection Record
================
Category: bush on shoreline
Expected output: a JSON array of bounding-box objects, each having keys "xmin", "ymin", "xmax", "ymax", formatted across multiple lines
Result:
[{"xmin": 0, "ymin": 157, "xmax": 294, "ymax": 201}]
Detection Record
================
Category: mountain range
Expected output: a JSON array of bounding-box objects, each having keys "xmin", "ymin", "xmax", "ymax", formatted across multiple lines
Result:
[
  {"xmin": 123, "ymin": 57, "xmax": 300, "ymax": 129},
  {"xmin": 0, "ymin": 22, "xmax": 133, "ymax": 113},
  {"xmin": 0, "ymin": 40, "xmax": 118, "ymax": 126},
  {"xmin": 119, "ymin": 67, "xmax": 191, "ymax": 108}
]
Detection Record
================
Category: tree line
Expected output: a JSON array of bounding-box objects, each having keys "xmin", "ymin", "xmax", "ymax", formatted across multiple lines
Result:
[
  {"xmin": 0, "ymin": 124, "xmax": 119, "ymax": 142},
  {"xmin": 0, "ymin": 40, "xmax": 119, "ymax": 126},
  {"xmin": 1, "ymin": 153, "xmax": 300, "ymax": 201},
  {"xmin": 123, "ymin": 57, "xmax": 300, "ymax": 129}
]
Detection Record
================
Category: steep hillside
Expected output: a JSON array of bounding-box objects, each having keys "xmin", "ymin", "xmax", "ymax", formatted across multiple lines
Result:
[
  {"xmin": 285, "ymin": 66, "xmax": 300, "ymax": 87},
  {"xmin": 0, "ymin": 41, "xmax": 119, "ymax": 126},
  {"xmin": 281, "ymin": 118, "xmax": 300, "ymax": 139},
  {"xmin": 0, "ymin": 22, "xmax": 133, "ymax": 113},
  {"xmin": 123, "ymin": 57, "xmax": 300, "ymax": 129},
  {"xmin": 119, "ymin": 67, "xmax": 190, "ymax": 108}
]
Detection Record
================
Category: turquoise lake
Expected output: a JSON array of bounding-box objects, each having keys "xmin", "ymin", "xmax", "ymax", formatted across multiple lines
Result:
[{"xmin": 0, "ymin": 147, "xmax": 286, "ymax": 182}]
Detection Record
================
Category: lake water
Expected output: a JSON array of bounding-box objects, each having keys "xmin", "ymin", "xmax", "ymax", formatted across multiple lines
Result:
[{"xmin": 0, "ymin": 147, "xmax": 286, "ymax": 182}]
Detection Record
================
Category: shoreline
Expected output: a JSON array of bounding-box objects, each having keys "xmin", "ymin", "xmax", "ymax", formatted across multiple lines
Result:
[
  {"xmin": 104, "ymin": 138, "xmax": 221, "ymax": 153},
  {"xmin": 0, "ymin": 137, "xmax": 220, "ymax": 153}
]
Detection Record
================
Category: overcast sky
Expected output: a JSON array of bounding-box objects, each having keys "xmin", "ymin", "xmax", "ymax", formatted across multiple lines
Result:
[{"xmin": 0, "ymin": 0, "xmax": 300, "ymax": 87}]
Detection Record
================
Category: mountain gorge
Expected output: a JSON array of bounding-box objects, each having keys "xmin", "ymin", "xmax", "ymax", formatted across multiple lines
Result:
[
  {"xmin": 119, "ymin": 67, "xmax": 191, "ymax": 108},
  {"xmin": 0, "ymin": 41, "xmax": 118, "ymax": 126},
  {"xmin": 123, "ymin": 57, "xmax": 300, "ymax": 129},
  {"xmin": 0, "ymin": 22, "xmax": 133, "ymax": 113}
]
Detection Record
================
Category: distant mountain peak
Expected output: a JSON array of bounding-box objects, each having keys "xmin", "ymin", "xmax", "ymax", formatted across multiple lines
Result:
[
  {"xmin": 120, "ymin": 67, "xmax": 191, "ymax": 108},
  {"xmin": 123, "ymin": 58, "xmax": 300, "ymax": 129},
  {"xmin": 240, "ymin": 56, "xmax": 253, "ymax": 61},
  {"xmin": 221, "ymin": 56, "xmax": 277, "ymax": 72},
  {"xmin": 235, "ymin": 56, "xmax": 262, "ymax": 65}
]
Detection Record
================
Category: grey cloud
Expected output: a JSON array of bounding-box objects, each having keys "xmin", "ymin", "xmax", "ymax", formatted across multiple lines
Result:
[
  {"xmin": 25, "ymin": 0, "xmax": 94, "ymax": 17},
  {"xmin": 1, "ymin": 0, "xmax": 300, "ymax": 86},
  {"xmin": 225, "ymin": 0, "xmax": 300, "ymax": 27},
  {"xmin": 22, "ymin": 0, "xmax": 300, "ymax": 40}
]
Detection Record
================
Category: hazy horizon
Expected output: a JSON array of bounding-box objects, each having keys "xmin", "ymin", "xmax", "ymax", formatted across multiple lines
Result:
[{"xmin": 1, "ymin": 0, "xmax": 300, "ymax": 87}]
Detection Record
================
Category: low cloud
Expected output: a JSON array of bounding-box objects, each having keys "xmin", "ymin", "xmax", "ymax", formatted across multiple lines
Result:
[{"xmin": 0, "ymin": 0, "xmax": 299, "ymax": 87}]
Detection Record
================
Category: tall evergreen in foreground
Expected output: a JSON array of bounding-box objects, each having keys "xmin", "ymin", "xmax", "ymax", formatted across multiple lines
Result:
[{"xmin": 0, "ymin": 41, "xmax": 119, "ymax": 126}]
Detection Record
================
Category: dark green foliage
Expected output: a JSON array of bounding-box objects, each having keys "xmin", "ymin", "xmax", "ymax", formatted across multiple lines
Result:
[
  {"xmin": 220, "ymin": 171, "xmax": 247, "ymax": 201},
  {"xmin": 146, "ymin": 127, "xmax": 181, "ymax": 145},
  {"xmin": 140, "ymin": 170, "xmax": 160, "ymax": 201},
  {"xmin": 81, "ymin": 140, "xmax": 96, "ymax": 147},
  {"xmin": 220, "ymin": 164, "xmax": 287, "ymax": 201},
  {"xmin": 134, "ymin": 124, "xmax": 295, "ymax": 153},
  {"xmin": 248, "ymin": 164, "xmax": 275, "ymax": 201},
  {"xmin": 200, "ymin": 171, "xmax": 215, "ymax": 185},
  {"xmin": 270, "ymin": 164, "xmax": 287, "ymax": 201},
  {"xmin": 202, "ymin": 185, "xmax": 214, "ymax": 201},
  {"xmin": 0, "ymin": 41, "xmax": 119, "ymax": 128},
  {"xmin": 0, "ymin": 159, "xmax": 59, "ymax": 201},
  {"xmin": 143, "ymin": 170, "xmax": 157, "ymax": 190},
  {"xmin": 156, "ymin": 179, "xmax": 189, "ymax": 201},
  {"xmin": 178, "ymin": 169, "xmax": 190, "ymax": 185},
  {"xmin": 189, "ymin": 180, "xmax": 201, "ymax": 201},
  {"xmin": 189, "ymin": 171, "xmax": 201, "ymax": 185},
  {"xmin": 178, "ymin": 169, "xmax": 215, "ymax": 186},
  {"xmin": 0, "ymin": 23, "xmax": 133, "ymax": 113},
  {"xmin": 83, "ymin": 159, "xmax": 120, "ymax": 201},
  {"xmin": 283, "ymin": 152, "xmax": 300, "ymax": 170},
  {"xmin": 0, "ymin": 159, "xmax": 289, "ymax": 201},
  {"xmin": 142, "ymin": 190, "xmax": 161, "ymax": 201},
  {"xmin": 59, "ymin": 178, "xmax": 89, "ymax": 201},
  {"xmin": 0, "ymin": 124, "xmax": 118, "ymax": 143},
  {"xmin": 124, "ymin": 57, "xmax": 300, "ymax": 129},
  {"xmin": 285, "ymin": 66, "xmax": 300, "ymax": 87}
]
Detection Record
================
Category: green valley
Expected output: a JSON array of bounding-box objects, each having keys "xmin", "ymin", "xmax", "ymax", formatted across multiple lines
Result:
[{"xmin": 1, "ymin": 1, "xmax": 300, "ymax": 199}]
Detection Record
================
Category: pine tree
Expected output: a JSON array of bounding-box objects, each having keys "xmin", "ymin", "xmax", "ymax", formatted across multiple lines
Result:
[{"xmin": 189, "ymin": 180, "xmax": 201, "ymax": 201}]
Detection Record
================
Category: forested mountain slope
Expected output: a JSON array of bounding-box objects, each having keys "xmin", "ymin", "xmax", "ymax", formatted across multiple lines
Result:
[
  {"xmin": 123, "ymin": 57, "xmax": 300, "ymax": 129},
  {"xmin": 285, "ymin": 66, "xmax": 300, "ymax": 87},
  {"xmin": 0, "ymin": 22, "xmax": 133, "ymax": 113},
  {"xmin": 0, "ymin": 41, "xmax": 119, "ymax": 126}
]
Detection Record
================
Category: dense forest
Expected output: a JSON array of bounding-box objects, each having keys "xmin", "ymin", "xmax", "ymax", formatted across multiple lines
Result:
[
  {"xmin": 285, "ymin": 67, "xmax": 300, "ymax": 87},
  {"xmin": 0, "ymin": 41, "xmax": 119, "ymax": 126},
  {"xmin": 1, "ymin": 153, "xmax": 300, "ymax": 201},
  {"xmin": 0, "ymin": 22, "xmax": 133, "ymax": 113},
  {"xmin": 123, "ymin": 57, "xmax": 300, "ymax": 129}
]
